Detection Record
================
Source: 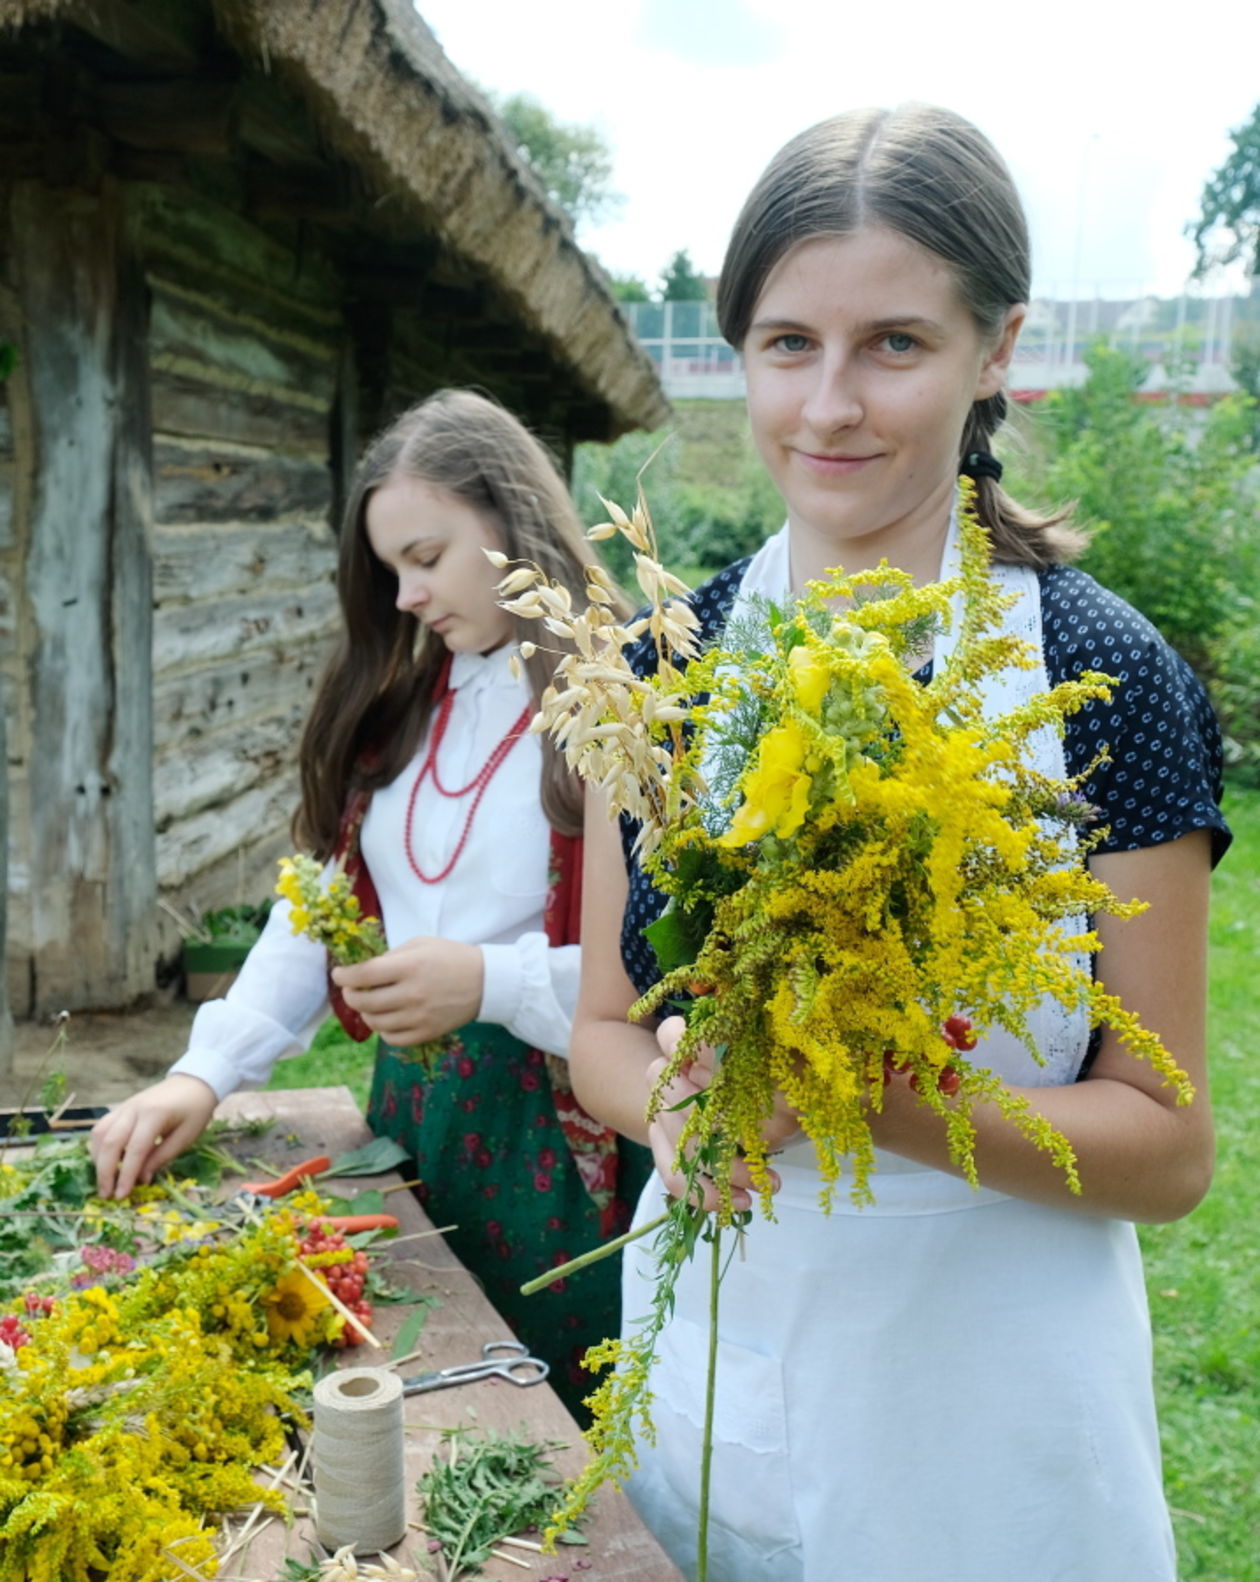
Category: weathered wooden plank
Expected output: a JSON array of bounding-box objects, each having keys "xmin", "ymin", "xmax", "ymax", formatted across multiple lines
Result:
[
  {"xmin": 0, "ymin": 474, "xmax": 13, "ymax": 552},
  {"xmin": 153, "ymin": 711, "xmax": 303, "ymax": 828},
  {"xmin": 61, "ymin": 0, "xmax": 210, "ymax": 70},
  {"xmin": 0, "ymin": 568, "xmax": 14, "ymax": 649},
  {"xmin": 153, "ymin": 437, "xmax": 332, "ymax": 523},
  {"xmin": 0, "ymin": 677, "xmax": 10, "ymax": 1072},
  {"xmin": 152, "ymin": 579, "xmax": 339, "ymax": 671},
  {"xmin": 150, "ymin": 365, "xmax": 329, "ymax": 450},
  {"xmin": 152, "ymin": 642, "xmax": 328, "ymax": 753},
  {"xmin": 13, "ymin": 175, "xmax": 157, "ymax": 1014},
  {"xmin": 156, "ymin": 774, "xmax": 297, "ymax": 892},
  {"xmin": 149, "ymin": 279, "xmax": 337, "ymax": 404},
  {"xmin": 128, "ymin": 181, "xmax": 342, "ymax": 326},
  {"xmin": 98, "ymin": 76, "xmax": 239, "ymax": 157},
  {"xmin": 159, "ymin": 825, "xmax": 291, "ymax": 932},
  {"xmin": 151, "ymin": 519, "xmax": 336, "ymax": 602}
]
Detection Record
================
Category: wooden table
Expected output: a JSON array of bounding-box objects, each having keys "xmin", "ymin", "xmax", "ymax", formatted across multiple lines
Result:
[{"xmin": 217, "ymin": 1087, "xmax": 683, "ymax": 1581}]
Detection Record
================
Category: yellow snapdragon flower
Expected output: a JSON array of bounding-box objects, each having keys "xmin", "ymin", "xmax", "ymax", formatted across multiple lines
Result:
[{"xmin": 719, "ymin": 719, "xmax": 814, "ymax": 846}]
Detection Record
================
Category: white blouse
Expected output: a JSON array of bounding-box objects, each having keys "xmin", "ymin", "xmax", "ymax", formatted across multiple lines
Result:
[{"xmin": 169, "ymin": 644, "xmax": 579, "ymax": 1101}]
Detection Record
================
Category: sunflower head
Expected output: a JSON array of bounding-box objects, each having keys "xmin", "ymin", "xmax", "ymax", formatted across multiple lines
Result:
[{"xmin": 264, "ymin": 1269, "xmax": 330, "ymax": 1348}]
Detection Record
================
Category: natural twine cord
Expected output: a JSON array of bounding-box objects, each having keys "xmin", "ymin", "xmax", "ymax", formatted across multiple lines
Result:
[{"xmin": 312, "ymin": 1367, "xmax": 407, "ymax": 1554}]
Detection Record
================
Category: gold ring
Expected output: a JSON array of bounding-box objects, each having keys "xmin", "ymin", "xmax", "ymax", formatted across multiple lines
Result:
[{"xmin": 152, "ymin": 1134, "xmax": 165, "ymax": 1148}]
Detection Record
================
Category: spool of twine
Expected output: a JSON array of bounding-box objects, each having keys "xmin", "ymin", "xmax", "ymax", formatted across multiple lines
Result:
[{"xmin": 312, "ymin": 1366, "xmax": 407, "ymax": 1553}]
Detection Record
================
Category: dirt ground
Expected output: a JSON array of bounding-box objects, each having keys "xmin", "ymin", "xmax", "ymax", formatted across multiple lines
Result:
[{"xmin": 0, "ymin": 995, "xmax": 198, "ymax": 1111}]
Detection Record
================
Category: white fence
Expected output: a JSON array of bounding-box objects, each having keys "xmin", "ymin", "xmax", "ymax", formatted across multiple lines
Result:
[{"xmin": 624, "ymin": 296, "xmax": 1247, "ymax": 403}]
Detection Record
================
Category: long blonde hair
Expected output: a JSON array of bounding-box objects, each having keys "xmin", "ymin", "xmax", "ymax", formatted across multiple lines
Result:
[{"xmin": 295, "ymin": 389, "xmax": 628, "ymax": 853}]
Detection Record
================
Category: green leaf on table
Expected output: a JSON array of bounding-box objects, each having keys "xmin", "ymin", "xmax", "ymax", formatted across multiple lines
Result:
[
  {"xmin": 391, "ymin": 1302, "xmax": 434, "ymax": 1359},
  {"xmin": 320, "ymin": 1188, "xmax": 387, "ymax": 1218},
  {"xmin": 326, "ymin": 1137, "xmax": 411, "ymax": 1177}
]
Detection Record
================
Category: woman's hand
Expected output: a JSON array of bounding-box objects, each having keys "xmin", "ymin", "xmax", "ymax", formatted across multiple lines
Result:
[
  {"xmin": 332, "ymin": 936, "xmax": 484, "ymax": 1046},
  {"xmin": 647, "ymin": 1014, "xmax": 802, "ymax": 1212},
  {"xmin": 88, "ymin": 1074, "xmax": 219, "ymax": 1199}
]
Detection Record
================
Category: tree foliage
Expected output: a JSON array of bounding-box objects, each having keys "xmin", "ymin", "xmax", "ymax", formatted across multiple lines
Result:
[
  {"xmin": 607, "ymin": 273, "xmax": 652, "ymax": 303},
  {"xmin": 659, "ymin": 248, "xmax": 709, "ymax": 302},
  {"xmin": 491, "ymin": 91, "xmax": 619, "ymax": 228},
  {"xmin": 1192, "ymin": 101, "xmax": 1260, "ymax": 277},
  {"xmin": 1010, "ymin": 342, "xmax": 1260, "ymax": 778}
]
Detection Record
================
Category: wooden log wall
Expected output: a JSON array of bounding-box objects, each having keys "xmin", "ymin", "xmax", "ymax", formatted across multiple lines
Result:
[
  {"xmin": 5, "ymin": 173, "xmax": 158, "ymax": 1018},
  {"xmin": 131, "ymin": 184, "xmax": 343, "ymax": 954},
  {"xmin": 0, "ymin": 368, "xmax": 12, "ymax": 1064}
]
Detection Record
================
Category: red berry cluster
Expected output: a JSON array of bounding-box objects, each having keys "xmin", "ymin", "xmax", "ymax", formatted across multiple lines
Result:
[
  {"xmin": 297, "ymin": 1219, "xmax": 373, "ymax": 1348},
  {"xmin": 883, "ymin": 1015, "xmax": 978, "ymax": 1099},
  {"xmin": 0, "ymin": 1313, "xmax": 32, "ymax": 1351}
]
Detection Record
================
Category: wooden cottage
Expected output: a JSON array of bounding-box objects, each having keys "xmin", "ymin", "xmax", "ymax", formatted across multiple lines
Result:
[{"xmin": 0, "ymin": 0, "xmax": 668, "ymax": 1026}]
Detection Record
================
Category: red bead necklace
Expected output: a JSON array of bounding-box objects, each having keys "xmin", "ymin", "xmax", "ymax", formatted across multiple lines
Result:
[{"xmin": 403, "ymin": 671, "xmax": 532, "ymax": 885}]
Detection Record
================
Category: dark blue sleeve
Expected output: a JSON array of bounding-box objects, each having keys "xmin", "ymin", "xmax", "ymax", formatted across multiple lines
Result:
[{"xmin": 1040, "ymin": 565, "xmax": 1231, "ymax": 866}]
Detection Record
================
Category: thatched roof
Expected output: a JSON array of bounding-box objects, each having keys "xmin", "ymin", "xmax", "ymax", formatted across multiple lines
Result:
[{"xmin": 1, "ymin": 0, "xmax": 669, "ymax": 438}]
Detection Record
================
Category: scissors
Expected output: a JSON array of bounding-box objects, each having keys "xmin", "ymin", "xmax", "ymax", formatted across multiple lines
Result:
[{"xmin": 399, "ymin": 1340, "xmax": 549, "ymax": 1396}]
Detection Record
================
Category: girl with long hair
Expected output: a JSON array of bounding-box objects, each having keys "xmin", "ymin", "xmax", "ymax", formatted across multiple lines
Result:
[
  {"xmin": 572, "ymin": 105, "xmax": 1230, "ymax": 1577},
  {"xmin": 91, "ymin": 389, "xmax": 648, "ymax": 1409}
]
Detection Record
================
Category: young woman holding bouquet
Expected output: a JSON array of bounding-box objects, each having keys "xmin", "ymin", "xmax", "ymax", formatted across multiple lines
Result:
[
  {"xmin": 89, "ymin": 389, "xmax": 648, "ymax": 1410},
  {"xmin": 573, "ymin": 106, "xmax": 1230, "ymax": 1578}
]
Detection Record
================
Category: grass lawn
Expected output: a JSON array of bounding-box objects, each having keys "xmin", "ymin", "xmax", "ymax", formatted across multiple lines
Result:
[
  {"xmin": 1141, "ymin": 782, "xmax": 1260, "ymax": 1578},
  {"xmin": 266, "ymin": 786, "xmax": 1260, "ymax": 1574}
]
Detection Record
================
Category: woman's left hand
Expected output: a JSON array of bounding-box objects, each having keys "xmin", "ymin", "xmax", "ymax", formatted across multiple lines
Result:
[{"xmin": 332, "ymin": 937, "xmax": 484, "ymax": 1045}]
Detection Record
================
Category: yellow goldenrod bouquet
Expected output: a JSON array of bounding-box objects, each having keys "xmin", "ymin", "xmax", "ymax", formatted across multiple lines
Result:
[
  {"xmin": 499, "ymin": 482, "xmax": 1192, "ymax": 1564},
  {"xmin": 0, "ymin": 1177, "xmax": 351, "ymax": 1582}
]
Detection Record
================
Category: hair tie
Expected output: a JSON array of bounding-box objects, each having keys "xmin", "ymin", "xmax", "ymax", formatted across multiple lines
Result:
[{"xmin": 961, "ymin": 451, "xmax": 1003, "ymax": 483}]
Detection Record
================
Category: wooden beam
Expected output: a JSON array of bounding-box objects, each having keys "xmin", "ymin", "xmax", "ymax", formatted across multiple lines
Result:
[
  {"xmin": 96, "ymin": 76, "xmax": 239, "ymax": 158},
  {"xmin": 61, "ymin": 0, "xmax": 209, "ymax": 70},
  {"xmin": 11, "ymin": 173, "xmax": 158, "ymax": 1013}
]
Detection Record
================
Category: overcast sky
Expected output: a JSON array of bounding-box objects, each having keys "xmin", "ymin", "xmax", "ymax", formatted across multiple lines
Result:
[{"xmin": 417, "ymin": 0, "xmax": 1257, "ymax": 302}]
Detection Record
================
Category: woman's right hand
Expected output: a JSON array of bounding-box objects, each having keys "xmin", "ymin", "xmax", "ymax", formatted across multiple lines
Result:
[
  {"xmin": 88, "ymin": 1075, "xmax": 219, "ymax": 1200},
  {"xmin": 647, "ymin": 1015, "xmax": 799, "ymax": 1212}
]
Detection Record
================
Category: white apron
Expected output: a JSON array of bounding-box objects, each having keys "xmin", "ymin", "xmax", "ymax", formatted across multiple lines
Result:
[{"xmin": 622, "ymin": 524, "xmax": 1176, "ymax": 1581}]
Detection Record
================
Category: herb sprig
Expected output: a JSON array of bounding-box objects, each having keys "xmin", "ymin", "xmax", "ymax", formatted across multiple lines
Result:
[{"xmin": 417, "ymin": 1428, "xmax": 576, "ymax": 1577}]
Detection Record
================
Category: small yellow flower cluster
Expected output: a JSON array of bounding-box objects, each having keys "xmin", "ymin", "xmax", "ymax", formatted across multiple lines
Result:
[
  {"xmin": 0, "ymin": 1201, "xmax": 345, "ymax": 1581},
  {"xmin": 277, "ymin": 854, "xmax": 387, "ymax": 964}
]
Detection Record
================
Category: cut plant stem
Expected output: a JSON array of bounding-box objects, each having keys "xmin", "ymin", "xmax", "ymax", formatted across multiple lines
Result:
[
  {"xmin": 519, "ymin": 1210, "xmax": 669, "ymax": 1295},
  {"xmin": 697, "ymin": 1226, "xmax": 721, "ymax": 1582}
]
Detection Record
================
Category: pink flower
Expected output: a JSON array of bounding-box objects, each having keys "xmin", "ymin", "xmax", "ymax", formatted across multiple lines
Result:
[
  {"xmin": 534, "ymin": 1171, "xmax": 553, "ymax": 1192},
  {"xmin": 462, "ymin": 1132, "xmax": 482, "ymax": 1153},
  {"xmin": 475, "ymin": 1148, "xmax": 492, "ymax": 1170},
  {"xmin": 537, "ymin": 1146, "xmax": 557, "ymax": 1169},
  {"xmin": 520, "ymin": 1071, "xmax": 541, "ymax": 1092},
  {"xmin": 456, "ymin": 1055, "xmax": 475, "ymax": 1078}
]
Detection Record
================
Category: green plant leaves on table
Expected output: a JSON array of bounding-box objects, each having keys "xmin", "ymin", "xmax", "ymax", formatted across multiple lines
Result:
[
  {"xmin": 325, "ymin": 1137, "xmax": 411, "ymax": 1176},
  {"xmin": 390, "ymin": 1302, "xmax": 435, "ymax": 1360}
]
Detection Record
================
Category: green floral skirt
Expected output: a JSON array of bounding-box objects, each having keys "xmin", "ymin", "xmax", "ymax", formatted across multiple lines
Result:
[{"xmin": 367, "ymin": 1025, "xmax": 651, "ymax": 1420}]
